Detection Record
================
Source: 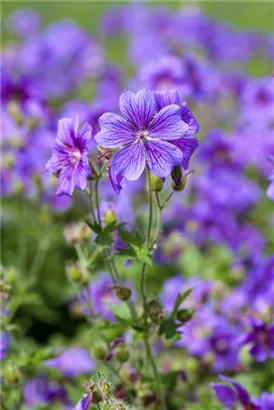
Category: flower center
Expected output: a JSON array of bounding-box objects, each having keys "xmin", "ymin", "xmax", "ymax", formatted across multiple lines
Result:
[
  {"xmin": 70, "ymin": 149, "xmax": 81, "ymax": 164},
  {"xmin": 136, "ymin": 129, "xmax": 149, "ymax": 142}
]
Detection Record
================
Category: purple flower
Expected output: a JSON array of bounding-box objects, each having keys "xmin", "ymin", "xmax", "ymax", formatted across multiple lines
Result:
[
  {"xmin": 241, "ymin": 319, "xmax": 274, "ymax": 363},
  {"xmin": 0, "ymin": 332, "xmax": 9, "ymax": 360},
  {"xmin": 154, "ymin": 89, "xmax": 199, "ymax": 170},
  {"xmin": 24, "ymin": 376, "xmax": 70, "ymax": 408},
  {"xmin": 95, "ymin": 89, "xmax": 188, "ymax": 185},
  {"xmin": 256, "ymin": 392, "xmax": 274, "ymax": 410},
  {"xmin": 46, "ymin": 117, "xmax": 92, "ymax": 196},
  {"xmin": 45, "ymin": 347, "xmax": 95, "ymax": 377},
  {"xmin": 72, "ymin": 394, "xmax": 92, "ymax": 410},
  {"xmin": 211, "ymin": 376, "xmax": 257, "ymax": 410}
]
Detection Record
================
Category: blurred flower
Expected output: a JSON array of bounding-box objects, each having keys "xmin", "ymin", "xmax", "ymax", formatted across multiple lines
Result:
[
  {"xmin": 45, "ymin": 347, "xmax": 95, "ymax": 377},
  {"xmin": 241, "ymin": 319, "xmax": 274, "ymax": 363}
]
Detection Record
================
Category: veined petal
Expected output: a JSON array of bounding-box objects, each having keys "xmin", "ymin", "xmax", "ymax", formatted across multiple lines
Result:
[
  {"xmin": 149, "ymin": 105, "xmax": 188, "ymax": 140},
  {"xmin": 95, "ymin": 113, "xmax": 135, "ymax": 148},
  {"xmin": 154, "ymin": 89, "xmax": 180, "ymax": 110},
  {"xmin": 56, "ymin": 166, "xmax": 75, "ymax": 197},
  {"xmin": 111, "ymin": 142, "xmax": 146, "ymax": 181},
  {"xmin": 171, "ymin": 137, "xmax": 199, "ymax": 169},
  {"xmin": 77, "ymin": 122, "xmax": 93, "ymax": 143},
  {"xmin": 181, "ymin": 103, "xmax": 200, "ymax": 135},
  {"xmin": 119, "ymin": 89, "xmax": 156, "ymax": 129},
  {"xmin": 74, "ymin": 161, "xmax": 90, "ymax": 191},
  {"xmin": 146, "ymin": 140, "xmax": 182, "ymax": 178},
  {"xmin": 57, "ymin": 117, "xmax": 79, "ymax": 147}
]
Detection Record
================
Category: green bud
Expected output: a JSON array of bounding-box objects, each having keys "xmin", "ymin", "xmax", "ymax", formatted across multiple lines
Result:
[
  {"xmin": 66, "ymin": 263, "xmax": 88, "ymax": 285},
  {"xmin": 147, "ymin": 300, "xmax": 164, "ymax": 323},
  {"xmin": 0, "ymin": 280, "xmax": 11, "ymax": 299},
  {"xmin": 5, "ymin": 267, "xmax": 18, "ymax": 285},
  {"xmin": 115, "ymin": 346, "xmax": 129, "ymax": 363},
  {"xmin": 5, "ymin": 366, "xmax": 22, "ymax": 385},
  {"xmin": 104, "ymin": 209, "xmax": 117, "ymax": 225},
  {"xmin": 92, "ymin": 343, "xmax": 108, "ymax": 360},
  {"xmin": 171, "ymin": 169, "xmax": 192, "ymax": 192},
  {"xmin": 79, "ymin": 223, "xmax": 92, "ymax": 241},
  {"xmin": 90, "ymin": 383, "xmax": 103, "ymax": 404},
  {"xmin": 176, "ymin": 308, "xmax": 195, "ymax": 323},
  {"xmin": 115, "ymin": 286, "xmax": 131, "ymax": 301},
  {"xmin": 150, "ymin": 174, "xmax": 164, "ymax": 192},
  {"xmin": 99, "ymin": 379, "xmax": 112, "ymax": 399}
]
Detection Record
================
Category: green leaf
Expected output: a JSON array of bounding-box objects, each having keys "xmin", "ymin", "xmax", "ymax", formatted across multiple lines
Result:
[
  {"xmin": 159, "ymin": 318, "xmax": 179, "ymax": 339},
  {"xmin": 85, "ymin": 220, "xmax": 102, "ymax": 234},
  {"xmin": 95, "ymin": 222, "xmax": 117, "ymax": 246},
  {"xmin": 170, "ymin": 288, "xmax": 192, "ymax": 319}
]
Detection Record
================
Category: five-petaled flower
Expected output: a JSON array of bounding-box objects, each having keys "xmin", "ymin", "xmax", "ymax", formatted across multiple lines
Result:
[
  {"xmin": 46, "ymin": 117, "xmax": 92, "ymax": 196},
  {"xmin": 95, "ymin": 89, "xmax": 194, "ymax": 191}
]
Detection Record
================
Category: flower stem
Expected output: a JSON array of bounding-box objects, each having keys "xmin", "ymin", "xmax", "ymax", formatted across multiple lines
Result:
[{"xmin": 140, "ymin": 171, "xmax": 166, "ymax": 410}]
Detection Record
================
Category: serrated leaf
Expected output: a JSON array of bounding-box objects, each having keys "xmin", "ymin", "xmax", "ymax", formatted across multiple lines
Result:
[
  {"xmin": 170, "ymin": 288, "xmax": 192, "ymax": 319},
  {"xmin": 159, "ymin": 318, "xmax": 179, "ymax": 339},
  {"xmin": 85, "ymin": 220, "xmax": 102, "ymax": 234}
]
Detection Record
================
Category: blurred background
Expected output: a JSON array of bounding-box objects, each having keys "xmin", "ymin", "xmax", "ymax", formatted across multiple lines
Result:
[{"xmin": 2, "ymin": 1, "xmax": 274, "ymax": 32}]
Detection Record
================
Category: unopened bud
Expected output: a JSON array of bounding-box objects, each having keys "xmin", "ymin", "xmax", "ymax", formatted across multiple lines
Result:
[
  {"xmin": 171, "ymin": 168, "xmax": 192, "ymax": 192},
  {"xmin": 92, "ymin": 343, "xmax": 108, "ymax": 360},
  {"xmin": 137, "ymin": 387, "xmax": 156, "ymax": 406},
  {"xmin": 5, "ymin": 366, "xmax": 22, "ymax": 385},
  {"xmin": 115, "ymin": 346, "xmax": 129, "ymax": 363},
  {"xmin": 66, "ymin": 262, "xmax": 88, "ymax": 286},
  {"xmin": 79, "ymin": 223, "xmax": 92, "ymax": 242},
  {"xmin": 0, "ymin": 281, "xmax": 11, "ymax": 299},
  {"xmin": 115, "ymin": 286, "xmax": 131, "ymax": 301},
  {"xmin": 147, "ymin": 300, "xmax": 164, "ymax": 323},
  {"xmin": 104, "ymin": 209, "xmax": 117, "ymax": 226},
  {"xmin": 99, "ymin": 379, "xmax": 112, "ymax": 400},
  {"xmin": 151, "ymin": 174, "xmax": 164, "ymax": 192},
  {"xmin": 176, "ymin": 308, "xmax": 194, "ymax": 323},
  {"xmin": 5, "ymin": 267, "xmax": 18, "ymax": 285},
  {"xmin": 90, "ymin": 383, "xmax": 103, "ymax": 404}
]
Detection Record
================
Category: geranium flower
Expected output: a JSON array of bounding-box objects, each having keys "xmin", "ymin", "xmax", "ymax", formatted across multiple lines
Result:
[
  {"xmin": 46, "ymin": 117, "xmax": 92, "ymax": 196},
  {"xmin": 95, "ymin": 89, "xmax": 188, "ymax": 186}
]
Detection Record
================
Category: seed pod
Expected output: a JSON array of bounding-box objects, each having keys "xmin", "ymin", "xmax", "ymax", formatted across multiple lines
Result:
[
  {"xmin": 147, "ymin": 300, "xmax": 164, "ymax": 323},
  {"xmin": 115, "ymin": 286, "xmax": 132, "ymax": 301},
  {"xmin": 90, "ymin": 383, "xmax": 103, "ymax": 404},
  {"xmin": 115, "ymin": 346, "xmax": 130, "ymax": 363},
  {"xmin": 92, "ymin": 343, "xmax": 108, "ymax": 360},
  {"xmin": 66, "ymin": 262, "xmax": 88, "ymax": 286},
  {"xmin": 151, "ymin": 174, "xmax": 164, "ymax": 192},
  {"xmin": 176, "ymin": 308, "xmax": 195, "ymax": 323}
]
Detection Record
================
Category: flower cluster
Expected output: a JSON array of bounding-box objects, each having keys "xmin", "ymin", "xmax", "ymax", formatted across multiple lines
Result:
[{"xmin": 1, "ymin": 3, "xmax": 274, "ymax": 410}]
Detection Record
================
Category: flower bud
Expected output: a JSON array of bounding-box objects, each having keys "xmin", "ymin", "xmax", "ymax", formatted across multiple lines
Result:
[
  {"xmin": 137, "ymin": 387, "xmax": 157, "ymax": 406},
  {"xmin": 147, "ymin": 300, "xmax": 164, "ymax": 323},
  {"xmin": 66, "ymin": 262, "xmax": 88, "ymax": 286},
  {"xmin": 115, "ymin": 346, "xmax": 129, "ymax": 363},
  {"xmin": 79, "ymin": 223, "xmax": 92, "ymax": 242},
  {"xmin": 90, "ymin": 383, "xmax": 103, "ymax": 404},
  {"xmin": 114, "ymin": 286, "xmax": 131, "ymax": 301},
  {"xmin": 0, "ymin": 281, "xmax": 11, "ymax": 300},
  {"xmin": 5, "ymin": 366, "xmax": 22, "ymax": 385},
  {"xmin": 99, "ymin": 379, "xmax": 112, "ymax": 400},
  {"xmin": 171, "ymin": 169, "xmax": 193, "ymax": 192},
  {"xmin": 92, "ymin": 343, "xmax": 108, "ymax": 360},
  {"xmin": 151, "ymin": 174, "xmax": 164, "ymax": 192},
  {"xmin": 4, "ymin": 266, "xmax": 18, "ymax": 285},
  {"xmin": 104, "ymin": 209, "xmax": 117, "ymax": 226},
  {"xmin": 176, "ymin": 308, "xmax": 194, "ymax": 323}
]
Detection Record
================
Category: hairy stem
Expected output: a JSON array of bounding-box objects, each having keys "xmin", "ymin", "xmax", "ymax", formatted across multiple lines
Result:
[{"xmin": 140, "ymin": 171, "xmax": 166, "ymax": 410}]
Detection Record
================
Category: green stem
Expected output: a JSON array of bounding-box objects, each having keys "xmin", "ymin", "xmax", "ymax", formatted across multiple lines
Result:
[
  {"xmin": 152, "ymin": 192, "xmax": 163, "ymax": 247},
  {"xmin": 140, "ymin": 171, "xmax": 166, "ymax": 410}
]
